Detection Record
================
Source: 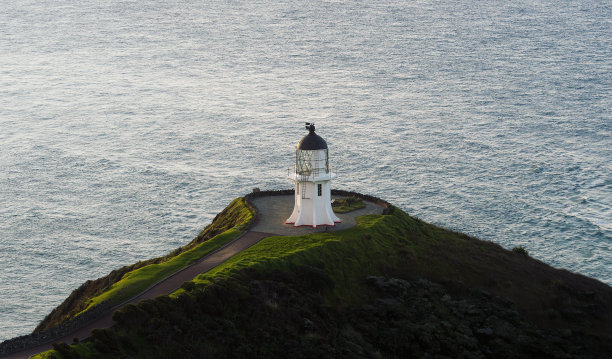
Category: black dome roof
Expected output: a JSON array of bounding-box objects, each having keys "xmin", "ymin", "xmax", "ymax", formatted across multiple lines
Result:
[{"xmin": 297, "ymin": 124, "xmax": 328, "ymax": 150}]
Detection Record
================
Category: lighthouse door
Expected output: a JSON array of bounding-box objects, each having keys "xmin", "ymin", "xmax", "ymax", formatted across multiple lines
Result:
[{"xmin": 301, "ymin": 181, "xmax": 310, "ymax": 199}]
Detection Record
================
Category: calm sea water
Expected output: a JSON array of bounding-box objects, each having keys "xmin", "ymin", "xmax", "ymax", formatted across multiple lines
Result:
[{"xmin": 1, "ymin": 0, "xmax": 610, "ymax": 341}]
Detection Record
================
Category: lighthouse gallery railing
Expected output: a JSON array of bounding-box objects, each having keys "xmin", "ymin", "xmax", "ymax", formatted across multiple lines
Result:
[{"xmin": 287, "ymin": 165, "xmax": 335, "ymax": 182}]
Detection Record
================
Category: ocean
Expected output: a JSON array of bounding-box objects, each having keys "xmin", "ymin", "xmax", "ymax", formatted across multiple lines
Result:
[{"xmin": 0, "ymin": 0, "xmax": 610, "ymax": 341}]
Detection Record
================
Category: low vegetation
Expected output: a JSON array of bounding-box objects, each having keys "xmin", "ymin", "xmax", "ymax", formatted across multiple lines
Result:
[
  {"xmin": 76, "ymin": 229, "xmax": 243, "ymax": 314},
  {"xmin": 331, "ymin": 196, "xmax": 365, "ymax": 213},
  {"xmin": 33, "ymin": 198, "xmax": 612, "ymax": 358},
  {"xmin": 512, "ymin": 245, "xmax": 529, "ymax": 256}
]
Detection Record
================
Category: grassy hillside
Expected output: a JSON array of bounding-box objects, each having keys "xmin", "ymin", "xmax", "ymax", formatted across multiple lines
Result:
[
  {"xmin": 34, "ymin": 198, "xmax": 253, "ymax": 331},
  {"xmin": 34, "ymin": 199, "xmax": 612, "ymax": 358}
]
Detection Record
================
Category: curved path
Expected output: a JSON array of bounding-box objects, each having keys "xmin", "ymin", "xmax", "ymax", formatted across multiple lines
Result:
[
  {"xmin": 250, "ymin": 195, "xmax": 384, "ymax": 236},
  {"xmin": 2, "ymin": 231, "xmax": 274, "ymax": 359},
  {"xmin": 4, "ymin": 195, "xmax": 383, "ymax": 358}
]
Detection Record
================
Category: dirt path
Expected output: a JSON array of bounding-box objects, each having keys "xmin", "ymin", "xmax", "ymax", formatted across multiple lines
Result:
[{"xmin": 2, "ymin": 231, "xmax": 274, "ymax": 359}]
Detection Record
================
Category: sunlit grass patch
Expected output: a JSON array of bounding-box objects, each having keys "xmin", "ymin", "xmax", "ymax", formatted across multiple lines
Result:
[
  {"xmin": 332, "ymin": 196, "xmax": 365, "ymax": 213},
  {"xmin": 75, "ymin": 198, "xmax": 253, "ymax": 316}
]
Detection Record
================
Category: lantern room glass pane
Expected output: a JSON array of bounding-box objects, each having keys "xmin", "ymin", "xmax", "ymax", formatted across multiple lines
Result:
[{"xmin": 296, "ymin": 149, "xmax": 329, "ymax": 176}]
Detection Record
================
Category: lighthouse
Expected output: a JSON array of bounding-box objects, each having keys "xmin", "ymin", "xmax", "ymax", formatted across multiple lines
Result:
[{"xmin": 286, "ymin": 123, "xmax": 341, "ymax": 227}]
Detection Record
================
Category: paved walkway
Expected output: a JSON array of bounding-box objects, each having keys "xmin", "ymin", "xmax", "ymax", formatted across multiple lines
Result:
[
  {"xmin": 2, "ymin": 231, "xmax": 274, "ymax": 359},
  {"xmin": 4, "ymin": 195, "xmax": 383, "ymax": 358},
  {"xmin": 250, "ymin": 195, "xmax": 384, "ymax": 236}
]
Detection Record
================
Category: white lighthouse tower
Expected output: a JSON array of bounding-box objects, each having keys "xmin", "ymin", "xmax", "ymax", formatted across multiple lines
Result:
[{"xmin": 286, "ymin": 123, "xmax": 341, "ymax": 227}]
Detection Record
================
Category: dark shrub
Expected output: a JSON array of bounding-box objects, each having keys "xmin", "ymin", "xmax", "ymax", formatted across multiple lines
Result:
[
  {"xmin": 181, "ymin": 281, "xmax": 196, "ymax": 292},
  {"xmin": 52, "ymin": 342, "xmax": 79, "ymax": 359},
  {"xmin": 295, "ymin": 265, "xmax": 334, "ymax": 291},
  {"xmin": 512, "ymin": 246, "xmax": 529, "ymax": 256}
]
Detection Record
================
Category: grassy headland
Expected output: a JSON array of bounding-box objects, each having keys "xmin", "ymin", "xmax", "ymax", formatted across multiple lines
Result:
[{"xmin": 33, "ymin": 196, "xmax": 612, "ymax": 358}]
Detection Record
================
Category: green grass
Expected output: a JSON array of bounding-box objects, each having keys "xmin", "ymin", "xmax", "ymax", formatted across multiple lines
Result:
[
  {"xmin": 77, "ymin": 229, "xmax": 244, "ymax": 314},
  {"xmin": 172, "ymin": 209, "xmax": 403, "ymax": 303},
  {"xmin": 74, "ymin": 198, "xmax": 253, "ymax": 316},
  {"xmin": 332, "ymin": 196, "xmax": 365, "ymax": 213},
  {"xmin": 34, "ymin": 341, "xmax": 100, "ymax": 359},
  {"xmin": 170, "ymin": 205, "xmax": 502, "ymax": 307}
]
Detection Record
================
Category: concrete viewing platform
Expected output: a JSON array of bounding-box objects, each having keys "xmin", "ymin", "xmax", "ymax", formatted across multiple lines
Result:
[{"xmin": 249, "ymin": 194, "xmax": 385, "ymax": 236}]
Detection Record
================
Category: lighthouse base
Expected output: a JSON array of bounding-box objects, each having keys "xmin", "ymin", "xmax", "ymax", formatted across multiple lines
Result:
[{"xmin": 286, "ymin": 181, "xmax": 340, "ymax": 228}]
